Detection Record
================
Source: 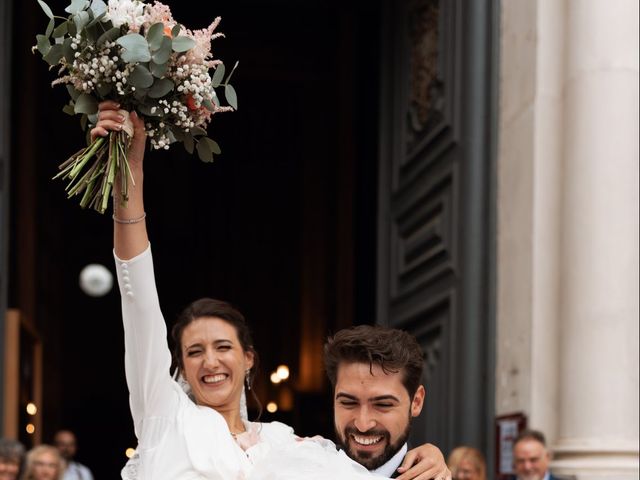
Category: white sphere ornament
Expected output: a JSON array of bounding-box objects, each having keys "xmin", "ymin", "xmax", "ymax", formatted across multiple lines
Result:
[{"xmin": 79, "ymin": 264, "xmax": 113, "ymax": 297}]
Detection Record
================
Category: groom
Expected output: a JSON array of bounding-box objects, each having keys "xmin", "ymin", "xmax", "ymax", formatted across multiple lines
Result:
[{"xmin": 324, "ymin": 325, "xmax": 447, "ymax": 479}]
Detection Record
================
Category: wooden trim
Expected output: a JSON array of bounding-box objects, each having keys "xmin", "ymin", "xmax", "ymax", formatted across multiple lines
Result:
[{"xmin": 2, "ymin": 309, "xmax": 19, "ymax": 438}]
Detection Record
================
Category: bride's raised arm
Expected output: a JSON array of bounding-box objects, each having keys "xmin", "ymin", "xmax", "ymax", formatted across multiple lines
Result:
[
  {"xmin": 91, "ymin": 100, "xmax": 148, "ymax": 260},
  {"xmin": 93, "ymin": 103, "xmax": 176, "ymax": 438}
]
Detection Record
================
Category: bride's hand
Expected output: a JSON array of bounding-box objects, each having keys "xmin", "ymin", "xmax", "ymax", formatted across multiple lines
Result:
[{"xmin": 91, "ymin": 100, "xmax": 146, "ymax": 170}]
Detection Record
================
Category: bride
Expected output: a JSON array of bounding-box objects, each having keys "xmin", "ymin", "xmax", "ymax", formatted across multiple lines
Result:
[{"xmin": 96, "ymin": 102, "xmax": 449, "ymax": 479}]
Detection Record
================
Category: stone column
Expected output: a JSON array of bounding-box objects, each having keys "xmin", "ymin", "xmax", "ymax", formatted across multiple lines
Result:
[{"xmin": 552, "ymin": 0, "xmax": 639, "ymax": 478}]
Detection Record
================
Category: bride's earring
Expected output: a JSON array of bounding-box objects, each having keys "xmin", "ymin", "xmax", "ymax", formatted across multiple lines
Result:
[{"xmin": 245, "ymin": 369, "xmax": 251, "ymax": 391}]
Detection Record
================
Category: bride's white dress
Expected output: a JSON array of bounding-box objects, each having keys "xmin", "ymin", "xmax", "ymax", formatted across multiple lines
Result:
[{"xmin": 115, "ymin": 245, "xmax": 380, "ymax": 479}]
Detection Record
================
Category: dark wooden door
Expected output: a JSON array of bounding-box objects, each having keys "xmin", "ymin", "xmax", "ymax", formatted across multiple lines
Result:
[{"xmin": 377, "ymin": 0, "xmax": 497, "ymax": 462}]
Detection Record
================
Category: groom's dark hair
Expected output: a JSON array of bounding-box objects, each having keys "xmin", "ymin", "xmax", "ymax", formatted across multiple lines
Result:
[{"xmin": 323, "ymin": 325, "xmax": 425, "ymax": 398}]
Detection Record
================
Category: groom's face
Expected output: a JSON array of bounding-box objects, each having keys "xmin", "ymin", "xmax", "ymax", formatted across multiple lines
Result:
[{"xmin": 333, "ymin": 362, "xmax": 425, "ymax": 470}]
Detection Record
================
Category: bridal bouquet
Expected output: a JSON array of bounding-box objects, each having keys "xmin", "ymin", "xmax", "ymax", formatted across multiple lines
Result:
[{"xmin": 34, "ymin": 0, "xmax": 237, "ymax": 213}]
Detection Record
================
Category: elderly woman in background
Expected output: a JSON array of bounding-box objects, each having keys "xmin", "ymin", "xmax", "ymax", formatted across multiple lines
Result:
[
  {"xmin": 0, "ymin": 438, "xmax": 25, "ymax": 480},
  {"xmin": 447, "ymin": 446, "xmax": 486, "ymax": 480},
  {"xmin": 20, "ymin": 445, "xmax": 64, "ymax": 480}
]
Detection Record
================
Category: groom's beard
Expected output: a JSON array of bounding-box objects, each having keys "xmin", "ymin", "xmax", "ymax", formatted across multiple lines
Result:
[{"xmin": 336, "ymin": 421, "xmax": 411, "ymax": 470}]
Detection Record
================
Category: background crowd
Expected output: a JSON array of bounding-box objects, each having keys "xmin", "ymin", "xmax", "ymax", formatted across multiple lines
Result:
[{"xmin": 1, "ymin": 427, "xmax": 567, "ymax": 480}]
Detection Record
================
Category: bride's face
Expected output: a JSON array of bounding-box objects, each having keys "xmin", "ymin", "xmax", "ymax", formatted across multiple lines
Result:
[{"xmin": 181, "ymin": 317, "xmax": 254, "ymax": 412}]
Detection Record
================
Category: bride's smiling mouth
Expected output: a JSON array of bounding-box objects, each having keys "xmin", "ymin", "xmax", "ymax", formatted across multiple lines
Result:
[{"xmin": 201, "ymin": 373, "xmax": 229, "ymax": 385}]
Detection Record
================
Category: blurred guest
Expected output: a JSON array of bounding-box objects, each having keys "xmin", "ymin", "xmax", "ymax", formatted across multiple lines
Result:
[
  {"xmin": 447, "ymin": 446, "xmax": 486, "ymax": 480},
  {"xmin": 0, "ymin": 438, "xmax": 25, "ymax": 480},
  {"xmin": 513, "ymin": 429, "xmax": 559, "ymax": 480},
  {"xmin": 20, "ymin": 445, "xmax": 64, "ymax": 480},
  {"xmin": 52, "ymin": 431, "xmax": 93, "ymax": 480}
]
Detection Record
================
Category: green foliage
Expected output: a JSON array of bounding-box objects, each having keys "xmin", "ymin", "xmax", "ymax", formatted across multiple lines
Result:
[
  {"xmin": 172, "ymin": 36, "xmax": 195, "ymax": 52},
  {"xmin": 151, "ymin": 36, "xmax": 172, "ymax": 65},
  {"xmin": 146, "ymin": 22, "xmax": 166, "ymax": 50},
  {"xmin": 52, "ymin": 22, "xmax": 69, "ymax": 38},
  {"xmin": 37, "ymin": 0, "xmax": 53, "ymax": 19},
  {"xmin": 117, "ymin": 34, "xmax": 151, "ymax": 63},
  {"xmin": 224, "ymin": 84, "xmax": 237, "ymax": 110},
  {"xmin": 129, "ymin": 64, "xmax": 154, "ymax": 89},
  {"xmin": 74, "ymin": 93, "xmax": 98, "ymax": 114},
  {"xmin": 150, "ymin": 60, "xmax": 168, "ymax": 78},
  {"xmin": 43, "ymin": 44, "xmax": 64, "ymax": 65},
  {"xmin": 65, "ymin": 0, "xmax": 89, "ymax": 15},
  {"xmin": 196, "ymin": 137, "xmax": 221, "ymax": 163},
  {"xmin": 211, "ymin": 64, "xmax": 225, "ymax": 88},
  {"xmin": 148, "ymin": 78, "xmax": 174, "ymax": 98},
  {"xmin": 36, "ymin": 34, "xmax": 51, "ymax": 56}
]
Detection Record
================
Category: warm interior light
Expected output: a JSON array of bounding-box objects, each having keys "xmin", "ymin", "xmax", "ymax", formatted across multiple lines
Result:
[
  {"xmin": 25, "ymin": 424, "xmax": 35, "ymax": 434},
  {"xmin": 26, "ymin": 403, "xmax": 38, "ymax": 415},
  {"xmin": 270, "ymin": 372, "xmax": 281, "ymax": 384},
  {"xmin": 276, "ymin": 365, "xmax": 290, "ymax": 380},
  {"xmin": 125, "ymin": 448, "xmax": 136, "ymax": 458},
  {"xmin": 266, "ymin": 402, "xmax": 278, "ymax": 413}
]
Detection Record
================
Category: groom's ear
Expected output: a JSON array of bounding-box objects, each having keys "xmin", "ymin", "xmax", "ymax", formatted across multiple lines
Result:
[{"xmin": 410, "ymin": 385, "xmax": 426, "ymax": 417}]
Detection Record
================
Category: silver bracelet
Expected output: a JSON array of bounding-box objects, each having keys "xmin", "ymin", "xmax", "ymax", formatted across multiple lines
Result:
[{"xmin": 113, "ymin": 212, "xmax": 146, "ymax": 224}]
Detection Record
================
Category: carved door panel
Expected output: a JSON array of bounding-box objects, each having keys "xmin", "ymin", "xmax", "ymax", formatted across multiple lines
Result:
[{"xmin": 377, "ymin": 0, "xmax": 496, "ymax": 455}]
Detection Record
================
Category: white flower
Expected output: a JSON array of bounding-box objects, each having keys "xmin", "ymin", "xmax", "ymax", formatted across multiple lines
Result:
[{"xmin": 105, "ymin": 0, "xmax": 146, "ymax": 30}]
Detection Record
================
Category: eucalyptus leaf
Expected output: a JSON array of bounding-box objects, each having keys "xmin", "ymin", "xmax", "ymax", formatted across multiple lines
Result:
[
  {"xmin": 184, "ymin": 134, "xmax": 194, "ymax": 154},
  {"xmin": 52, "ymin": 21, "xmax": 69, "ymax": 38},
  {"xmin": 65, "ymin": 0, "xmax": 89, "ymax": 15},
  {"xmin": 63, "ymin": 37, "xmax": 75, "ymax": 62},
  {"xmin": 137, "ymin": 104, "xmax": 161, "ymax": 117},
  {"xmin": 224, "ymin": 84, "xmax": 238, "ymax": 110},
  {"xmin": 86, "ymin": 10, "xmax": 107, "ymax": 28},
  {"xmin": 172, "ymin": 36, "xmax": 195, "ymax": 52},
  {"xmin": 74, "ymin": 93, "xmax": 98, "ymax": 114},
  {"xmin": 202, "ymin": 137, "xmax": 221, "ymax": 155},
  {"xmin": 171, "ymin": 24, "xmax": 182, "ymax": 38},
  {"xmin": 196, "ymin": 138, "xmax": 213, "ymax": 162},
  {"xmin": 97, "ymin": 27, "xmax": 120, "ymax": 46},
  {"xmin": 129, "ymin": 64, "xmax": 154, "ymax": 88},
  {"xmin": 148, "ymin": 78, "xmax": 174, "ymax": 98},
  {"xmin": 166, "ymin": 130, "xmax": 177, "ymax": 144},
  {"xmin": 36, "ymin": 35, "xmax": 51, "ymax": 57},
  {"xmin": 45, "ymin": 18, "xmax": 55, "ymax": 37},
  {"xmin": 133, "ymin": 88, "xmax": 147, "ymax": 101},
  {"xmin": 147, "ymin": 22, "xmax": 166, "ymax": 50},
  {"xmin": 43, "ymin": 43, "xmax": 64, "ymax": 65},
  {"xmin": 68, "ymin": 19, "xmax": 77, "ymax": 36},
  {"xmin": 90, "ymin": 0, "xmax": 107, "ymax": 18},
  {"xmin": 87, "ymin": 112, "xmax": 98, "ymax": 125},
  {"xmin": 116, "ymin": 34, "xmax": 151, "ymax": 63},
  {"xmin": 150, "ymin": 60, "xmax": 168, "ymax": 78},
  {"xmin": 66, "ymin": 84, "xmax": 81, "ymax": 101},
  {"xmin": 62, "ymin": 103, "xmax": 75, "ymax": 116},
  {"xmin": 190, "ymin": 126, "xmax": 207, "ymax": 137},
  {"xmin": 224, "ymin": 60, "xmax": 239, "ymax": 85},
  {"xmin": 211, "ymin": 63, "xmax": 225, "ymax": 88},
  {"xmin": 84, "ymin": 23, "xmax": 99, "ymax": 42},
  {"xmin": 80, "ymin": 114, "xmax": 88, "ymax": 131},
  {"xmin": 152, "ymin": 36, "xmax": 172, "ymax": 65},
  {"xmin": 202, "ymin": 98, "xmax": 215, "ymax": 112},
  {"xmin": 169, "ymin": 126, "xmax": 185, "ymax": 142},
  {"xmin": 74, "ymin": 10, "xmax": 90, "ymax": 31},
  {"xmin": 37, "ymin": 0, "xmax": 53, "ymax": 19},
  {"xmin": 96, "ymin": 82, "xmax": 111, "ymax": 97}
]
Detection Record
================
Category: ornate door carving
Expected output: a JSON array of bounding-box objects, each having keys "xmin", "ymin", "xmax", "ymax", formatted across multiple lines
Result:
[{"xmin": 377, "ymin": 0, "xmax": 497, "ymax": 457}]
